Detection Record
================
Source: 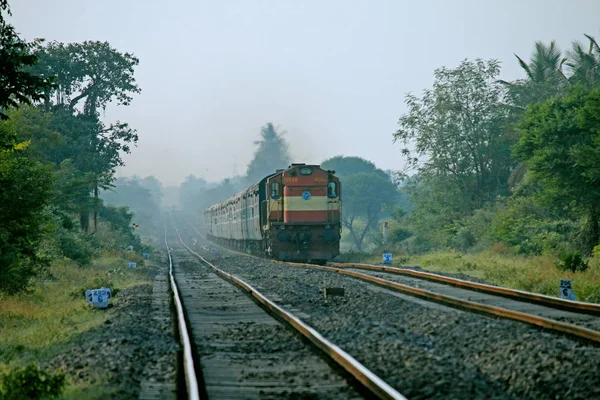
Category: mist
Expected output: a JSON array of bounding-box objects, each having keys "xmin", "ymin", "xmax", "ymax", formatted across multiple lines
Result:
[{"xmin": 10, "ymin": 0, "xmax": 600, "ymax": 186}]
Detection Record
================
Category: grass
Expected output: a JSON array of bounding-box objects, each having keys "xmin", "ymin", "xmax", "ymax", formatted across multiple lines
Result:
[
  {"xmin": 338, "ymin": 250, "xmax": 600, "ymax": 303},
  {"xmin": 0, "ymin": 250, "xmax": 152, "ymax": 399}
]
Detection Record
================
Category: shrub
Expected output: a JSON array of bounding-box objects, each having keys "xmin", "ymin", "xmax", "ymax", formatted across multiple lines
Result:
[
  {"xmin": 554, "ymin": 251, "xmax": 588, "ymax": 272},
  {"xmin": 390, "ymin": 227, "xmax": 412, "ymax": 242},
  {"xmin": 449, "ymin": 227, "xmax": 477, "ymax": 251},
  {"xmin": 0, "ymin": 364, "xmax": 65, "ymax": 400},
  {"xmin": 57, "ymin": 227, "xmax": 98, "ymax": 266}
]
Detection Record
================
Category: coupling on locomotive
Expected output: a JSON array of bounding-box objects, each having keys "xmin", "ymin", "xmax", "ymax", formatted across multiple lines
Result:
[{"xmin": 204, "ymin": 163, "xmax": 341, "ymax": 263}]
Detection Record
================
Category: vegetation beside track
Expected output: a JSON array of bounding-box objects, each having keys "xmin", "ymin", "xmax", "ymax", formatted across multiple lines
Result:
[
  {"xmin": 337, "ymin": 250, "xmax": 600, "ymax": 303},
  {"xmin": 0, "ymin": 250, "xmax": 152, "ymax": 399}
]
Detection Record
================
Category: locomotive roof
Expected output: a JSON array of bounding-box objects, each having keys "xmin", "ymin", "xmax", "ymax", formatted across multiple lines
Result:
[{"xmin": 205, "ymin": 163, "xmax": 332, "ymax": 212}]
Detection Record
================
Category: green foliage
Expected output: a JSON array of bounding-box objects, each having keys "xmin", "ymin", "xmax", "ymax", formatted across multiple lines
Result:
[
  {"xmin": 32, "ymin": 40, "xmax": 141, "ymax": 114},
  {"xmin": 515, "ymin": 86, "xmax": 600, "ymax": 251},
  {"xmin": 323, "ymin": 156, "xmax": 399, "ymax": 251},
  {"xmin": 0, "ymin": 142, "xmax": 53, "ymax": 293},
  {"xmin": 98, "ymin": 205, "xmax": 142, "ymax": 250},
  {"xmin": 0, "ymin": 4, "xmax": 52, "ymax": 120},
  {"xmin": 0, "ymin": 364, "xmax": 66, "ymax": 400},
  {"xmin": 395, "ymin": 59, "xmax": 514, "ymax": 215},
  {"xmin": 554, "ymin": 251, "xmax": 589, "ymax": 273},
  {"xmin": 245, "ymin": 123, "xmax": 290, "ymax": 186},
  {"xmin": 321, "ymin": 155, "xmax": 387, "ymax": 179}
]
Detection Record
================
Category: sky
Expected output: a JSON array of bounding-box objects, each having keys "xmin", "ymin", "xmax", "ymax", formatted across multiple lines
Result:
[{"xmin": 10, "ymin": 0, "xmax": 600, "ymax": 186}]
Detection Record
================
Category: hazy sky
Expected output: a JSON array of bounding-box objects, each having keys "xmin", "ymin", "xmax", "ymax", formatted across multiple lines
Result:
[{"xmin": 11, "ymin": 0, "xmax": 600, "ymax": 186}]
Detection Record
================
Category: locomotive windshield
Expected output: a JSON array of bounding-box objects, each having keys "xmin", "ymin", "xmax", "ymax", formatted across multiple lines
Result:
[{"xmin": 327, "ymin": 182, "xmax": 337, "ymax": 198}]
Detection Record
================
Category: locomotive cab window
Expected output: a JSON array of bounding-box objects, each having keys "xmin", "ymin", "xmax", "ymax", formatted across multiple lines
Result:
[
  {"xmin": 271, "ymin": 182, "xmax": 280, "ymax": 199},
  {"xmin": 327, "ymin": 182, "xmax": 337, "ymax": 198}
]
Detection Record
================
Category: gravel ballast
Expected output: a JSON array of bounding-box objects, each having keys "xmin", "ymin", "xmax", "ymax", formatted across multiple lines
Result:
[
  {"xmin": 187, "ymin": 237, "xmax": 600, "ymax": 400},
  {"xmin": 45, "ymin": 264, "xmax": 179, "ymax": 399}
]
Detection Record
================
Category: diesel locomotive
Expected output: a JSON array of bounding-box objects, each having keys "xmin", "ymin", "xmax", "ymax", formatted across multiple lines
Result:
[{"xmin": 204, "ymin": 163, "xmax": 341, "ymax": 263}]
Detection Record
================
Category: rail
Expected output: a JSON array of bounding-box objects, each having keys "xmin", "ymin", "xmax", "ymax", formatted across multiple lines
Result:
[
  {"xmin": 171, "ymin": 223, "xmax": 406, "ymax": 400},
  {"xmin": 328, "ymin": 262, "xmax": 600, "ymax": 316},
  {"xmin": 164, "ymin": 222, "xmax": 201, "ymax": 400},
  {"xmin": 279, "ymin": 262, "xmax": 600, "ymax": 344}
]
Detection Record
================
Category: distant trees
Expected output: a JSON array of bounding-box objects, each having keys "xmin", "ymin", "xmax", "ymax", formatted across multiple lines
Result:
[
  {"xmin": 321, "ymin": 156, "xmax": 398, "ymax": 251},
  {"xmin": 245, "ymin": 123, "xmax": 290, "ymax": 185}
]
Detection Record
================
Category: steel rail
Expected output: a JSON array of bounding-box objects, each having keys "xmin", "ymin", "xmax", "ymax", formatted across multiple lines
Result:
[
  {"xmin": 328, "ymin": 262, "xmax": 600, "ymax": 316},
  {"xmin": 176, "ymin": 219, "xmax": 600, "ymax": 343},
  {"xmin": 171, "ymin": 224, "xmax": 406, "ymax": 400},
  {"xmin": 277, "ymin": 261, "xmax": 600, "ymax": 344},
  {"xmin": 164, "ymin": 222, "xmax": 201, "ymax": 400}
]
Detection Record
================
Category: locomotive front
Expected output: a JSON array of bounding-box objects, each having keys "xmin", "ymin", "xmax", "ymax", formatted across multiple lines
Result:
[{"xmin": 266, "ymin": 163, "xmax": 341, "ymax": 263}]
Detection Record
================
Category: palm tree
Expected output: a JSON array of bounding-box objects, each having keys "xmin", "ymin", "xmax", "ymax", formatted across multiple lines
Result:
[
  {"xmin": 515, "ymin": 41, "xmax": 568, "ymax": 84},
  {"xmin": 566, "ymin": 34, "xmax": 600, "ymax": 89},
  {"xmin": 503, "ymin": 41, "xmax": 569, "ymax": 109}
]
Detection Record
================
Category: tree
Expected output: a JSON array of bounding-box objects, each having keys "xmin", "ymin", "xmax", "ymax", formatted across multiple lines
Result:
[
  {"xmin": 502, "ymin": 41, "xmax": 569, "ymax": 110},
  {"xmin": 320, "ymin": 155, "xmax": 388, "ymax": 179},
  {"xmin": 140, "ymin": 176, "xmax": 164, "ymax": 207},
  {"xmin": 179, "ymin": 174, "xmax": 208, "ymax": 212},
  {"xmin": 30, "ymin": 40, "xmax": 140, "ymax": 231},
  {"xmin": 0, "ymin": 2, "xmax": 52, "ymax": 120},
  {"xmin": 514, "ymin": 86, "xmax": 600, "ymax": 252},
  {"xmin": 321, "ymin": 156, "xmax": 398, "ymax": 251},
  {"xmin": 567, "ymin": 34, "xmax": 600, "ymax": 89},
  {"xmin": 32, "ymin": 41, "xmax": 140, "ymax": 115},
  {"xmin": 339, "ymin": 172, "xmax": 398, "ymax": 251},
  {"xmin": 245, "ymin": 123, "xmax": 290, "ymax": 185},
  {"xmin": 0, "ymin": 141, "xmax": 53, "ymax": 293},
  {"xmin": 395, "ymin": 59, "xmax": 514, "ymax": 215}
]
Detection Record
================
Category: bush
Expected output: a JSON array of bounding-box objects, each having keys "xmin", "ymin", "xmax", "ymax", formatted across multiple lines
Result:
[
  {"xmin": 0, "ymin": 364, "xmax": 65, "ymax": 400},
  {"xmin": 449, "ymin": 227, "xmax": 477, "ymax": 251},
  {"xmin": 554, "ymin": 251, "xmax": 589, "ymax": 272},
  {"xmin": 57, "ymin": 227, "xmax": 98, "ymax": 266},
  {"xmin": 389, "ymin": 227, "xmax": 412, "ymax": 243}
]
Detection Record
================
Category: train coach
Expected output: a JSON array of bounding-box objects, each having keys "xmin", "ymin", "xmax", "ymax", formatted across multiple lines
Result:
[{"xmin": 204, "ymin": 163, "xmax": 341, "ymax": 263}]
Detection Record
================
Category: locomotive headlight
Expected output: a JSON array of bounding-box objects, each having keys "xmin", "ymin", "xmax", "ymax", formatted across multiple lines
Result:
[
  {"xmin": 300, "ymin": 167, "xmax": 312, "ymax": 175},
  {"xmin": 325, "ymin": 225, "xmax": 331, "ymax": 229}
]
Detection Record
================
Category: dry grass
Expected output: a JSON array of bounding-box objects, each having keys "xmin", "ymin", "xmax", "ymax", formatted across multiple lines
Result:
[
  {"xmin": 0, "ymin": 251, "xmax": 152, "ymax": 398},
  {"xmin": 340, "ymin": 250, "xmax": 600, "ymax": 303}
]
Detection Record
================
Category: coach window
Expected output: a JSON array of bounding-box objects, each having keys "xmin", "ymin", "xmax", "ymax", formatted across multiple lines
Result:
[
  {"xmin": 327, "ymin": 182, "xmax": 337, "ymax": 198},
  {"xmin": 271, "ymin": 182, "xmax": 280, "ymax": 199}
]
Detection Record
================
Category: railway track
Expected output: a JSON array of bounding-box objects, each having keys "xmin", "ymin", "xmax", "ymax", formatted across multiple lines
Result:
[
  {"xmin": 182, "ymin": 218, "xmax": 600, "ymax": 344},
  {"xmin": 177, "ymin": 216, "xmax": 600, "ymax": 398},
  {"xmin": 280, "ymin": 262, "xmax": 600, "ymax": 344},
  {"xmin": 165, "ymin": 219, "xmax": 405, "ymax": 399}
]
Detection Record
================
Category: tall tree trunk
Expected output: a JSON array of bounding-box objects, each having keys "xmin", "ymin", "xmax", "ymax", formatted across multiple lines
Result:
[
  {"xmin": 590, "ymin": 206, "xmax": 599, "ymax": 254},
  {"xmin": 80, "ymin": 212, "xmax": 89, "ymax": 233},
  {"xmin": 93, "ymin": 183, "xmax": 98, "ymax": 234}
]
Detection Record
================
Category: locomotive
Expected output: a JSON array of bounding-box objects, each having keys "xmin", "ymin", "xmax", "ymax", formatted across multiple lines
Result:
[{"xmin": 204, "ymin": 163, "xmax": 341, "ymax": 263}]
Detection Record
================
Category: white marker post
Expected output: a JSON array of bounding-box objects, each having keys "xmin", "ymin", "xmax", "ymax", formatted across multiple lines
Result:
[
  {"xmin": 383, "ymin": 253, "xmax": 393, "ymax": 265},
  {"xmin": 560, "ymin": 279, "xmax": 574, "ymax": 300},
  {"xmin": 92, "ymin": 288, "xmax": 110, "ymax": 308}
]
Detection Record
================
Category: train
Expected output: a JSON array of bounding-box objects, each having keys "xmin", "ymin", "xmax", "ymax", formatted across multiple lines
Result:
[{"xmin": 204, "ymin": 163, "xmax": 341, "ymax": 263}]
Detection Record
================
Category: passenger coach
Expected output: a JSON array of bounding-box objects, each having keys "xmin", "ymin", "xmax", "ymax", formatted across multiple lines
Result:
[{"xmin": 205, "ymin": 163, "xmax": 341, "ymax": 263}]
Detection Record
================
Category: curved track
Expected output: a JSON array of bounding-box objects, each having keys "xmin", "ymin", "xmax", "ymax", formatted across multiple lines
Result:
[{"xmin": 165, "ymin": 217, "xmax": 406, "ymax": 399}]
